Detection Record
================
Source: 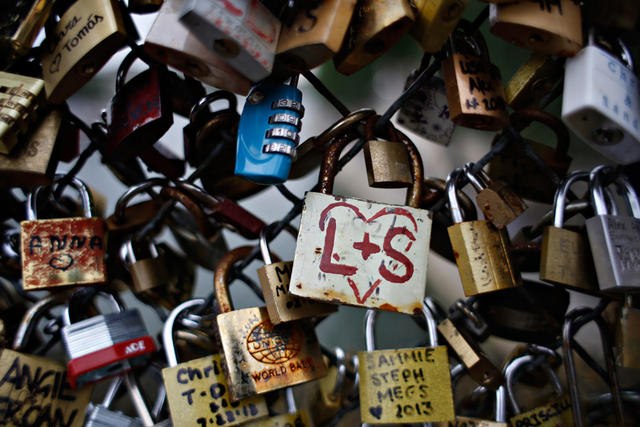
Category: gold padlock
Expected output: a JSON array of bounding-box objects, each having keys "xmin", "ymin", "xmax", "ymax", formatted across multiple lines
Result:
[
  {"xmin": 258, "ymin": 224, "xmax": 337, "ymax": 325},
  {"xmin": 0, "ymin": 0, "xmax": 54, "ymax": 68},
  {"xmin": 410, "ymin": 0, "xmax": 469, "ymax": 53},
  {"xmin": 215, "ymin": 246, "xmax": 327, "ymax": 402},
  {"xmin": 41, "ymin": 0, "xmax": 128, "ymax": 103},
  {"xmin": 0, "ymin": 71, "xmax": 45, "ymax": 154},
  {"xmin": 334, "ymin": 0, "xmax": 415, "ymax": 75},
  {"xmin": 442, "ymin": 23, "xmax": 509, "ymax": 131},
  {"xmin": 276, "ymin": 0, "xmax": 358, "ymax": 72},
  {"xmin": 612, "ymin": 297, "xmax": 640, "ymax": 370},
  {"xmin": 489, "ymin": 0, "xmax": 583, "ymax": 57},
  {"xmin": 363, "ymin": 117, "xmax": 412, "ymax": 188},
  {"xmin": 505, "ymin": 53, "xmax": 564, "ymax": 110}
]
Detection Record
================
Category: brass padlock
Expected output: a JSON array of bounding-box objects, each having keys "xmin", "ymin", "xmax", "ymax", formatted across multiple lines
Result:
[
  {"xmin": 488, "ymin": 109, "xmax": 571, "ymax": 204},
  {"xmin": 0, "ymin": 0, "xmax": 54, "ymax": 69},
  {"xmin": 215, "ymin": 246, "xmax": 327, "ymax": 401},
  {"xmin": 258, "ymin": 224, "xmax": 337, "ymax": 324},
  {"xmin": 505, "ymin": 53, "xmax": 564, "ymax": 110},
  {"xmin": 0, "ymin": 109, "xmax": 63, "ymax": 188},
  {"xmin": 276, "ymin": 0, "xmax": 358, "ymax": 72},
  {"xmin": 363, "ymin": 117, "xmax": 412, "ymax": 188},
  {"xmin": 0, "ymin": 71, "xmax": 45, "ymax": 154},
  {"xmin": 410, "ymin": 0, "xmax": 469, "ymax": 53},
  {"xmin": 162, "ymin": 299, "xmax": 269, "ymax": 426},
  {"xmin": 41, "ymin": 0, "xmax": 128, "ymax": 103},
  {"xmin": 358, "ymin": 305, "xmax": 455, "ymax": 424},
  {"xmin": 446, "ymin": 168, "xmax": 522, "ymax": 296},
  {"xmin": 442, "ymin": 23, "xmax": 509, "ymax": 131},
  {"xmin": 540, "ymin": 170, "xmax": 598, "ymax": 293},
  {"xmin": 464, "ymin": 163, "xmax": 527, "ymax": 230},
  {"xmin": 489, "ymin": 0, "xmax": 583, "ymax": 57},
  {"xmin": 334, "ymin": 0, "xmax": 415, "ymax": 75},
  {"xmin": 613, "ymin": 297, "xmax": 640, "ymax": 370},
  {"xmin": 123, "ymin": 237, "xmax": 170, "ymax": 294}
]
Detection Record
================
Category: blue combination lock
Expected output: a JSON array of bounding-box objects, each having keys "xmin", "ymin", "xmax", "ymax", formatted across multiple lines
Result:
[{"xmin": 235, "ymin": 78, "xmax": 304, "ymax": 184}]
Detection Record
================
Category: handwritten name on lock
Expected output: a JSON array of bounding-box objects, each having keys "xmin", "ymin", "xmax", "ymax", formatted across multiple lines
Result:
[
  {"xmin": 0, "ymin": 350, "xmax": 92, "ymax": 427},
  {"xmin": 21, "ymin": 217, "xmax": 106, "ymax": 289},
  {"xmin": 291, "ymin": 193, "xmax": 431, "ymax": 313}
]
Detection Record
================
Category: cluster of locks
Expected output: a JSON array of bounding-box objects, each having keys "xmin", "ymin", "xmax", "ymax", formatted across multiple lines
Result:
[{"xmin": 1, "ymin": 0, "xmax": 640, "ymax": 426}]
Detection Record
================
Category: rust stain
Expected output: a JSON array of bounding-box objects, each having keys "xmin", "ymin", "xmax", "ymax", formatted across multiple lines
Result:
[
  {"xmin": 379, "ymin": 303, "xmax": 398, "ymax": 312},
  {"xmin": 296, "ymin": 283, "xmax": 302, "ymax": 289},
  {"xmin": 453, "ymin": 250, "xmax": 460, "ymax": 260},
  {"xmin": 314, "ymin": 247, "xmax": 322, "ymax": 254}
]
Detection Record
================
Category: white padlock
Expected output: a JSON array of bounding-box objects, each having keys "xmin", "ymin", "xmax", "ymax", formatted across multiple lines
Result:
[
  {"xmin": 562, "ymin": 32, "xmax": 640, "ymax": 164},
  {"xmin": 144, "ymin": 0, "xmax": 251, "ymax": 95},
  {"xmin": 179, "ymin": 0, "xmax": 280, "ymax": 82}
]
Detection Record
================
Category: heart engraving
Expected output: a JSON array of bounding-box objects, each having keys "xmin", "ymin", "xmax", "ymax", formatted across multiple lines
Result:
[
  {"xmin": 49, "ymin": 254, "xmax": 74, "ymax": 271},
  {"xmin": 369, "ymin": 406, "xmax": 383, "ymax": 420}
]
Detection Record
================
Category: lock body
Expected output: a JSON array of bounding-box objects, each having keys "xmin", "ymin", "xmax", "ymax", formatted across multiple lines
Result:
[
  {"xmin": 290, "ymin": 192, "xmax": 432, "ymax": 313},
  {"xmin": 586, "ymin": 214, "xmax": 640, "ymax": 292},
  {"xmin": 180, "ymin": 0, "xmax": 280, "ymax": 82},
  {"xmin": 217, "ymin": 306, "xmax": 326, "ymax": 401},
  {"xmin": 540, "ymin": 226, "xmax": 598, "ymax": 293},
  {"xmin": 447, "ymin": 220, "xmax": 521, "ymax": 296},
  {"xmin": 358, "ymin": 346, "xmax": 454, "ymax": 423},
  {"xmin": 258, "ymin": 261, "xmax": 337, "ymax": 324},
  {"xmin": 505, "ymin": 53, "xmax": 564, "ymax": 110},
  {"xmin": 41, "ymin": 0, "xmax": 127, "ymax": 103},
  {"xmin": 130, "ymin": 255, "xmax": 170, "ymax": 294},
  {"xmin": 614, "ymin": 304, "xmax": 640, "ymax": 369},
  {"xmin": 410, "ymin": 0, "xmax": 468, "ymax": 53},
  {"xmin": 276, "ymin": 0, "xmax": 357, "ymax": 72},
  {"xmin": 363, "ymin": 139, "xmax": 412, "ymax": 188},
  {"xmin": 0, "ymin": 71, "xmax": 45, "ymax": 154},
  {"xmin": 20, "ymin": 217, "xmax": 107, "ymax": 290},
  {"xmin": 235, "ymin": 82, "xmax": 303, "ymax": 184},
  {"xmin": 476, "ymin": 179, "xmax": 527, "ymax": 229},
  {"xmin": 162, "ymin": 354, "xmax": 268, "ymax": 426},
  {"xmin": 62, "ymin": 309, "xmax": 156, "ymax": 388},
  {"xmin": 0, "ymin": 0, "xmax": 54, "ymax": 68},
  {"xmin": 144, "ymin": 0, "xmax": 251, "ymax": 95},
  {"xmin": 562, "ymin": 45, "xmax": 640, "ymax": 164}
]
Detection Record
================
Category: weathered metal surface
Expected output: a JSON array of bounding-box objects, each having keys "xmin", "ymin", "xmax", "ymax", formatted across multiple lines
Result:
[
  {"xmin": 243, "ymin": 410, "xmax": 313, "ymax": 427},
  {"xmin": 290, "ymin": 192, "xmax": 431, "ymax": 313},
  {"xmin": 21, "ymin": 217, "xmax": 107, "ymax": 290},
  {"xmin": 162, "ymin": 354, "xmax": 268, "ymax": 426}
]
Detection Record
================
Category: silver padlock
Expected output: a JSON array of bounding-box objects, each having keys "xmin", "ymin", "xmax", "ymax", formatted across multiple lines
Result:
[
  {"xmin": 562, "ymin": 31, "xmax": 640, "ymax": 164},
  {"xmin": 84, "ymin": 375, "xmax": 143, "ymax": 427},
  {"xmin": 586, "ymin": 166, "xmax": 640, "ymax": 293},
  {"xmin": 61, "ymin": 292, "xmax": 157, "ymax": 388}
]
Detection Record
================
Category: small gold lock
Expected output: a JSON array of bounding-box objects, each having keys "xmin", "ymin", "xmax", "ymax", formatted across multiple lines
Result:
[
  {"xmin": 410, "ymin": 0, "xmax": 469, "ymax": 53},
  {"xmin": 614, "ymin": 298, "xmax": 640, "ymax": 370},
  {"xmin": 215, "ymin": 246, "xmax": 327, "ymax": 402},
  {"xmin": 0, "ymin": 71, "xmax": 45, "ymax": 154},
  {"xmin": 334, "ymin": 0, "xmax": 415, "ymax": 75},
  {"xmin": 363, "ymin": 117, "xmax": 412, "ymax": 188},
  {"xmin": 0, "ymin": 0, "xmax": 54, "ymax": 68},
  {"xmin": 505, "ymin": 53, "xmax": 564, "ymax": 110}
]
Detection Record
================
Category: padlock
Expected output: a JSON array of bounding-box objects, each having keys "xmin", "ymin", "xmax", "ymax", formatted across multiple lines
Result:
[
  {"xmin": 0, "ymin": 71, "xmax": 45, "ymax": 154},
  {"xmin": 540, "ymin": 170, "xmax": 599, "ymax": 293},
  {"xmin": 143, "ymin": 0, "xmax": 251, "ymax": 95},
  {"xmin": 84, "ymin": 375, "xmax": 143, "ymax": 427},
  {"xmin": 106, "ymin": 50, "xmax": 173, "ymax": 160},
  {"xmin": 446, "ymin": 168, "xmax": 522, "ymax": 296},
  {"xmin": 505, "ymin": 354, "xmax": 574, "ymax": 426},
  {"xmin": 179, "ymin": 0, "xmax": 281, "ymax": 82},
  {"xmin": 473, "ymin": 280, "xmax": 569, "ymax": 347},
  {"xmin": 464, "ymin": 163, "xmax": 527, "ymax": 230},
  {"xmin": 61, "ymin": 292, "xmax": 156, "ymax": 389},
  {"xmin": 40, "ymin": 0, "xmax": 128, "ymax": 103},
  {"xmin": 363, "ymin": 116, "xmax": 413, "ymax": 188},
  {"xmin": 244, "ymin": 387, "xmax": 313, "ymax": 426},
  {"xmin": 311, "ymin": 347, "xmax": 347, "ymax": 424},
  {"xmin": 442, "ymin": 24, "xmax": 509, "ymax": 131},
  {"xmin": 162, "ymin": 299, "xmax": 268, "ymax": 426},
  {"xmin": 235, "ymin": 77, "xmax": 304, "ymax": 184},
  {"xmin": 128, "ymin": 0, "xmax": 163, "ymax": 13},
  {"xmin": 0, "ymin": 109, "xmax": 63, "ymax": 188},
  {"xmin": 1, "ymin": 294, "xmax": 93, "ymax": 427},
  {"xmin": 434, "ymin": 382, "xmax": 508, "ymax": 426},
  {"xmin": 0, "ymin": 0, "xmax": 54, "ymax": 69},
  {"xmin": 215, "ymin": 246, "xmax": 327, "ymax": 401},
  {"xmin": 562, "ymin": 32, "xmax": 640, "ymax": 164},
  {"xmin": 612, "ymin": 297, "xmax": 640, "ymax": 370},
  {"xmin": 20, "ymin": 175, "xmax": 107, "ymax": 291},
  {"xmin": 410, "ymin": 0, "xmax": 469, "ymax": 53},
  {"xmin": 489, "ymin": 0, "xmax": 582, "ymax": 57},
  {"xmin": 488, "ymin": 109, "xmax": 572, "ymax": 204},
  {"xmin": 258, "ymin": 223, "xmax": 337, "ymax": 324},
  {"xmin": 290, "ymin": 123, "xmax": 432, "ymax": 313},
  {"xmin": 122, "ymin": 238, "xmax": 171, "ymax": 295},
  {"xmin": 358, "ymin": 304, "xmax": 455, "ymax": 424},
  {"xmin": 275, "ymin": 0, "xmax": 357, "ymax": 72},
  {"xmin": 396, "ymin": 71, "xmax": 456, "ymax": 146},
  {"xmin": 333, "ymin": 0, "xmax": 415, "ymax": 75},
  {"xmin": 504, "ymin": 53, "xmax": 565, "ymax": 110},
  {"xmin": 586, "ymin": 167, "xmax": 640, "ymax": 292}
]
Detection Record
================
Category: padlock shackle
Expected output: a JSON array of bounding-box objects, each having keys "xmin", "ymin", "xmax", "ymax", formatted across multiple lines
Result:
[
  {"xmin": 553, "ymin": 170, "xmax": 589, "ymax": 228},
  {"xmin": 214, "ymin": 246, "xmax": 254, "ymax": 313},
  {"xmin": 446, "ymin": 168, "xmax": 466, "ymax": 224},
  {"xmin": 505, "ymin": 353, "xmax": 564, "ymax": 415},
  {"xmin": 160, "ymin": 186, "xmax": 212, "ymax": 237},
  {"xmin": 590, "ymin": 165, "xmax": 617, "ymax": 216},
  {"xmin": 62, "ymin": 291, "xmax": 122, "ymax": 326},
  {"xmin": 496, "ymin": 386, "xmax": 507, "ymax": 422},
  {"xmin": 364, "ymin": 308, "xmax": 377, "ymax": 352},
  {"xmin": 301, "ymin": 108, "xmax": 375, "ymax": 151},
  {"xmin": 510, "ymin": 109, "xmax": 570, "ymax": 157},
  {"xmin": 125, "ymin": 371, "xmax": 155, "ymax": 426},
  {"xmin": 189, "ymin": 90, "xmax": 238, "ymax": 124},
  {"xmin": 421, "ymin": 297, "xmax": 439, "ymax": 347},
  {"xmin": 422, "ymin": 177, "xmax": 477, "ymax": 221},
  {"xmin": 318, "ymin": 115, "xmax": 423, "ymax": 208},
  {"xmin": 13, "ymin": 293, "xmax": 69, "ymax": 351},
  {"xmin": 27, "ymin": 174, "xmax": 94, "ymax": 220},
  {"xmin": 588, "ymin": 29, "xmax": 634, "ymax": 71},
  {"xmin": 285, "ymin": 387, "xmax": 297, "ymax": 413},
  {"xmin": 259, "ymin": 222, "xmax": 298, "ymax": 266},
  {"xmin": 329, "ymin": 347, "xmax": 347, "ymax": 402},
  {"xmin": 113, "ymin": 178, "xmax": 170, "ymax": 224},
  {"xmin": 101, "ymin": 375, "xmax": 123, "ymax": 408},
  {"xmin": 463, "ymin": 162, "xmax": 489, "ymax": 192},
  {"xmin": 115, "ymin": 50, "xmax": 139, "ymax": 92},
  {"xmin": 162, "ymin": 298, "xmax": 206, "ymax": 367},
  {"xmin": 615, "ymin": 174, "xmax": 640, "ymax": 219},
  {"xmin": 448, "ymin": 21, "xmax": 485, "ymax": 58}
]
